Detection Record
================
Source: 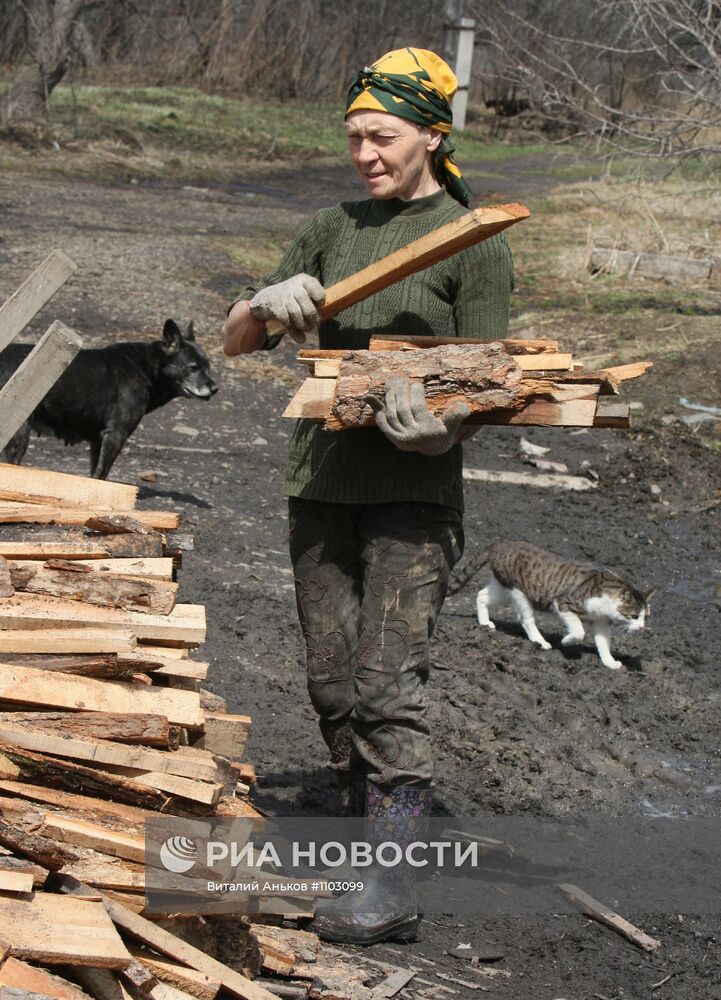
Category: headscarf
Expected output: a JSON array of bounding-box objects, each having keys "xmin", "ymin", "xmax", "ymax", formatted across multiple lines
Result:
[{"xmin": 345, "ymin": 47, "xmax": 472, "ymax": 208}]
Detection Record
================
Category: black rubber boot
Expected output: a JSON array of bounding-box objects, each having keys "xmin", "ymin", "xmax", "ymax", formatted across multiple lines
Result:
[{"xmin": 311, "ymin": 782, "xmax": 432, "ymax": 945}]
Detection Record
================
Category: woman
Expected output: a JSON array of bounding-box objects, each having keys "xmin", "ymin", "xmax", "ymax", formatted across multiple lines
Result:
[{"xmin": 222, "ymin": 47, "xmax": 514, "ymax": 943}]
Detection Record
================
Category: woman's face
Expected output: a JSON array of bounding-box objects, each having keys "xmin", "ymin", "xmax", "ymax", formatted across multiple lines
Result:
[{"xmin": 345, "ymin": 110, "xmax": 442, "ymax": 201}]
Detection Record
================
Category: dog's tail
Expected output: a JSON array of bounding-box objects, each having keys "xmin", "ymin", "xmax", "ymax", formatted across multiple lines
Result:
[{"xmin": 447, "ymin": 546, "xmax": 491, "ymax": 596}]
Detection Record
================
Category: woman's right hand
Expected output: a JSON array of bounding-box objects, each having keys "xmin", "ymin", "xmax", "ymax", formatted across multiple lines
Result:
[{"xmin": 249, "ymin": 274, "xmax": 326, "ymax": 344}]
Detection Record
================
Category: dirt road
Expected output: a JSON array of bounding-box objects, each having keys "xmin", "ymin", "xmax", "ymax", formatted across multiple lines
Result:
[{"xmin": 1, "ymin": 160, "xmax": 720, "ymax": 999}]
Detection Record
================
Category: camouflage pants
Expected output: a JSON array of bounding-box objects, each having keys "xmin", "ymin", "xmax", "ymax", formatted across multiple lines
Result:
[{"xmin": 288, "ymin": 498, "xmax": 464, "ymax": 786}]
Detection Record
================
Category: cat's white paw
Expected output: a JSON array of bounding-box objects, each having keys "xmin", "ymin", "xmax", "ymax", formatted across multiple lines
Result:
[
  {"xmin": 562, "ymin": 633, "xmax": 582, "ymax": 647},
  {"xmin": 479, "ymin": 620, "xmax": 496, "ymax": 630},
  {"xmin": 534, "ymin": 638, "xmax": 552, "ymax": 650},
  {"xmin": 604, "ymin": 659, "xmax": 623, "ymax": 670}
]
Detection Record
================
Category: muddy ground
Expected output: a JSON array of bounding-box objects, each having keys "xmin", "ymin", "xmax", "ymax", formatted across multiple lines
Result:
[{"xmin": 1, "ymin": 155, "xmax": 720, "ymax": 1000}]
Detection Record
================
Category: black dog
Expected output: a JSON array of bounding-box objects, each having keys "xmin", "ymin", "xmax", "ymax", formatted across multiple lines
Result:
[{"xmin": 1, "ymin": 319, "xmax": 219, "ymax": 479}]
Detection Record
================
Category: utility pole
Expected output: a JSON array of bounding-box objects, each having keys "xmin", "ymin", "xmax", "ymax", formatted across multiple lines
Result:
[{"xmin": 441, "ymin": 0, "xmax": 476, "ymax": 131}]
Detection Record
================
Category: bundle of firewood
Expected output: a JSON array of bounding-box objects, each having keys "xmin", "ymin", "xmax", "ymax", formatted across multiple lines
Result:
[{"xmin": 285, "ymin": 336, "xmax": 652, "ymax": 430}]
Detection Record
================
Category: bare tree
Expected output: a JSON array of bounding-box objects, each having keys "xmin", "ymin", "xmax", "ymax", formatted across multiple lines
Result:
[
  {"xmin": 470, "ymin": 0, "xmax": 721, "ymax": 159},
  {"xmin": 0, "ymin": 0, "xmax": 107, "ymax": 139}
]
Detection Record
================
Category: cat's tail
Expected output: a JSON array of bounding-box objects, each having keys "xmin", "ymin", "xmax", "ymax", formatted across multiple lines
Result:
[{"xmin": 446, "ymin": 547, "xmax": 490, "ymax": 596}]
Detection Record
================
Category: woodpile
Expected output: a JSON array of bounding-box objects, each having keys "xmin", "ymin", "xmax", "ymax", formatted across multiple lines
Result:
[
  {"xmin": 0, "ymin": 461, "xmax": 282, "ymax": 1000},
  {"xmin": 285, "ymin": 335, "xmax": 652, "ymax": 430}
]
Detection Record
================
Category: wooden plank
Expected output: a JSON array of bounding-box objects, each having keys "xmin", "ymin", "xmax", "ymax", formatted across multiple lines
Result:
[
  {"xmin": 0, "ymin": 250, "xmax": 77, "ymax": 354},
  {"xmin": 0, "ymin": 723, "xmax": 220, "ymax": 782},
  {"xmin": 57, "ymin": 881, "xmax": 278, "ymax": 1000},
  {"xmin": 0, "ymin": 466, "xmax": 136, "ymax": 512},
  {"xmin": 265, "ymin": 203, "xmax": 530, "ymax": 338},
  {"xmin": 0, "ymin": 654, "xmax": 163, "ymax": 680},
  {"xmin": 368, "ymin": 335, "xmax": 559, "ymax": 353},
  {"xmin": 0, "ymin": 893, "xmax": 133, "ymax": 967},
  {"xmin": 0, "ymin": 662, "xmax": 204, "ymax": 728},
  {"xmin": 0, "ymin": 957, "xmax": 90, "ymax": 1000},
  {"xmin": 0, "ymin": 629, "xmax": 138, "ymax": 655},
  {"xmin": 0, "ymin": 505, "xmax": 177, "ymax": 531},
  {"xmin": 0, "ymin": 870, "xmax": 33, "ymax": 894},
  {"xmin": 0, "ymin": 322, "xmax": 83, "ymax": 452},
  {"xmin": 599, "ymin": 361, "xmax": 653, "ymax": 382},
  {"xmin": 8, "ymin": 564, "xmax": 178, "ymax": 615},
  {"xmin": 559, "ymin": 883, "xmax": 661, "ymax": 952},
  {"xmin": 0, "ymin": 710, "xmax": 171, "ymax": 747},
  {"xmin": 128, "ymin": 949, "xmax": 221, "ymax": 1000},
  {"xmin": 41, "ymin": 814, "xmax": 145, "ymax": 864},
  {"xmin": 0, "ymin": 596, "xmax": 206, "ymax": 647},
  {"xmin": 97, "ymin": 765, "xmax": 222, "ymax": 807}
]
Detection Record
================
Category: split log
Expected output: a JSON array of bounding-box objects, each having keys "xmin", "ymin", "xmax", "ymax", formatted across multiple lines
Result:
[
  {"xmin": 328, "ymin": 344, "xmax": 524, "ymax": 430},
  {"xmin": 0, "ymin": 746, "xmax": 168, "ymax": 810},
  {"xmin": 7, "ymin": 564, "xmax": 178, "ymax": 615},
  {"xmin": 0, "ymin": 462, "xmax": 136, "ymax": 511},
  {"xmin": 0, "ymin": 816, "xmax": 76, "ymax": 870},
  {"xmin": 0, "ymin": 711, "xmax": 171, "ymax": 748},
  {"xmin": 0, "ymin": 504, "xmax": 176, "ymax": 532},
  {"xmin": 0, "ymin": 957, "xmax": 91, "ymax": 1000},
  {"xmin": 0, "ymin": 779, "xmax": 159, "ymax": 825},
  {"xmin": 559, "ymin": 883, "xmax": 661, "ymax": 952},
  {"xmin": 0, "ymin": 662, "xmax": 204, "ymax": 728},
  {"xmin": 196, "ymin": 713, "xmax": 251, "ymax": 758},
  {"xmin": 0, "ymin": 530, "xmax": 164, "ymax": 561},
  {"xmin": 0, "ymin": 894, "xmax": 133, "ymax": 968},
  {"xmin": 0, "ymin": 723, "xmax": 221, "ymax": 782},
  {"xmin": 0, "ymin": 596, "xmax": 206, "ymax": 648}
]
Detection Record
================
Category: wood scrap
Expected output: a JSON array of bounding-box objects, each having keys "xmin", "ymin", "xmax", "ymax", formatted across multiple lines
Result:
[
  {"xmin": 0, "ymin": 531, "xmax": 164, "ymax": 560},
  {"xmin": 0, "ymin": 559, "xmax": 12, "ymax": 600},
  {"xmin": 128, "ymin": 947, "xmax": 221, "ymax": 1000},
  {"xmin": 0, "ymin": 505, "xmax": 176, "ymax": 531},
  {"xmin": 0, "ymin": 779, "xmax": 157, "ymax": 825},
  {"xmin": 196, "ymin": 713, "xmax": 251, "ymax": 757},
  {"xmin": 84, "ymin": 514, "xmax": 153, "ymax": 535},
  {"xmin": 0, "ymin": 816, "xmax": 77, "ymax": 870},
  {"xmin": 7, "ymin": 563, "xmax": 178, "ymax": 615},
  {"xmin": 0, "ymin": 870, "xmax": 33, "ymax": 894},
  {"xmin": 0, "ymin": 629, "xmax": 139, "ymax": 655},
  {"xmin": 559, "ymin": 883, "xmax": 661, "ymax": 952}
]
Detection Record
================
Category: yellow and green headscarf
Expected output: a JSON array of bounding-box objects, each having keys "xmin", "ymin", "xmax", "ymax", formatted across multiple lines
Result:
[{"xmin": 345, "ymin": 47, "xmax": 472, "ymax": 208}]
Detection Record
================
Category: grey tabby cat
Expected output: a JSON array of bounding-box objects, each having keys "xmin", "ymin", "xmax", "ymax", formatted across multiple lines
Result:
[{"xmin": 467, "ymin": 541, "xmax": 652, "ymax": 669}]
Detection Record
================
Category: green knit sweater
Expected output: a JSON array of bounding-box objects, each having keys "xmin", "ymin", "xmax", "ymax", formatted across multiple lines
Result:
[{"xmin": 238, "ymin": 188, "xmax": 514, "ymax": 511}]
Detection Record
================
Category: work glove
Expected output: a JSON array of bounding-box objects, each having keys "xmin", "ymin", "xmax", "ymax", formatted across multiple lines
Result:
[
  {"xmin": 249, "ymin": 274, "xmax": 326, "ymax": 344},
  {"xmin": 365, "ymin": 376, "xmax": 471, "ymax": 457}
]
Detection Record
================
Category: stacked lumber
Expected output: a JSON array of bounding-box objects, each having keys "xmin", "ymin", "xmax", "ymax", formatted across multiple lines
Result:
[
  {"xmin": 0, "ymin": 462, "xmax": 273, "ymax": 1000},
  {"xmin": 285, "ymin": 336, "xmax": 653, "ymax": 430}
]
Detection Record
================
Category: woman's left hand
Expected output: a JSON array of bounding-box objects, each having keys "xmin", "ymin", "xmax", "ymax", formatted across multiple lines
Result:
[{"xmin": 364, "ymin": 376, "xmax": 470, "ymax": 456}]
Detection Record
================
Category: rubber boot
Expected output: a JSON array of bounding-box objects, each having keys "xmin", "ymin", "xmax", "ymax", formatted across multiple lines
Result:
[{"xmin": 310, "ymin": 781, "xmax": 432, "ymax": 945}]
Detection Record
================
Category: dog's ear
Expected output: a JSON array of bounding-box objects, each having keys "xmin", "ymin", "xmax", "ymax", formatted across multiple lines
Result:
[
  {"xmin": 162, "ymin": 319, "xmax": 182, "ymax": 353},
  {"xmin": 185, "ymin": 321, "xmax": 195, "ymax": 342}
]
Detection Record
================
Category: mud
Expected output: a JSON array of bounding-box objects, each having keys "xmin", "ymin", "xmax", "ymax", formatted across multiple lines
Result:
[{"xmin": 1, "ymin": 157, "xmax": 720, "ymax": 999}]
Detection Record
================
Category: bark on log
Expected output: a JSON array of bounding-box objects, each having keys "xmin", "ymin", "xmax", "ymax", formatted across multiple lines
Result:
[
  {"xmin": 0, "ymin": 711, "xmax": 171, "ymax": 748},
  {"xmin": 0, "ymin": 745, "xmax": 167, "ymax": 810},
  {"xmin": 0, "ymin": 817, "xmax": 76, "ymax": 871},
  {"xmin": 8, "ymin": 564, "xmax": 178, "ymax": 615},
  {"xmin": 328, "ymin": 344, "xmax": 524, "ymax": 431},
  {"xmin": 0, "ymin": 653, "xmax": 161, "ymax": 680}
]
